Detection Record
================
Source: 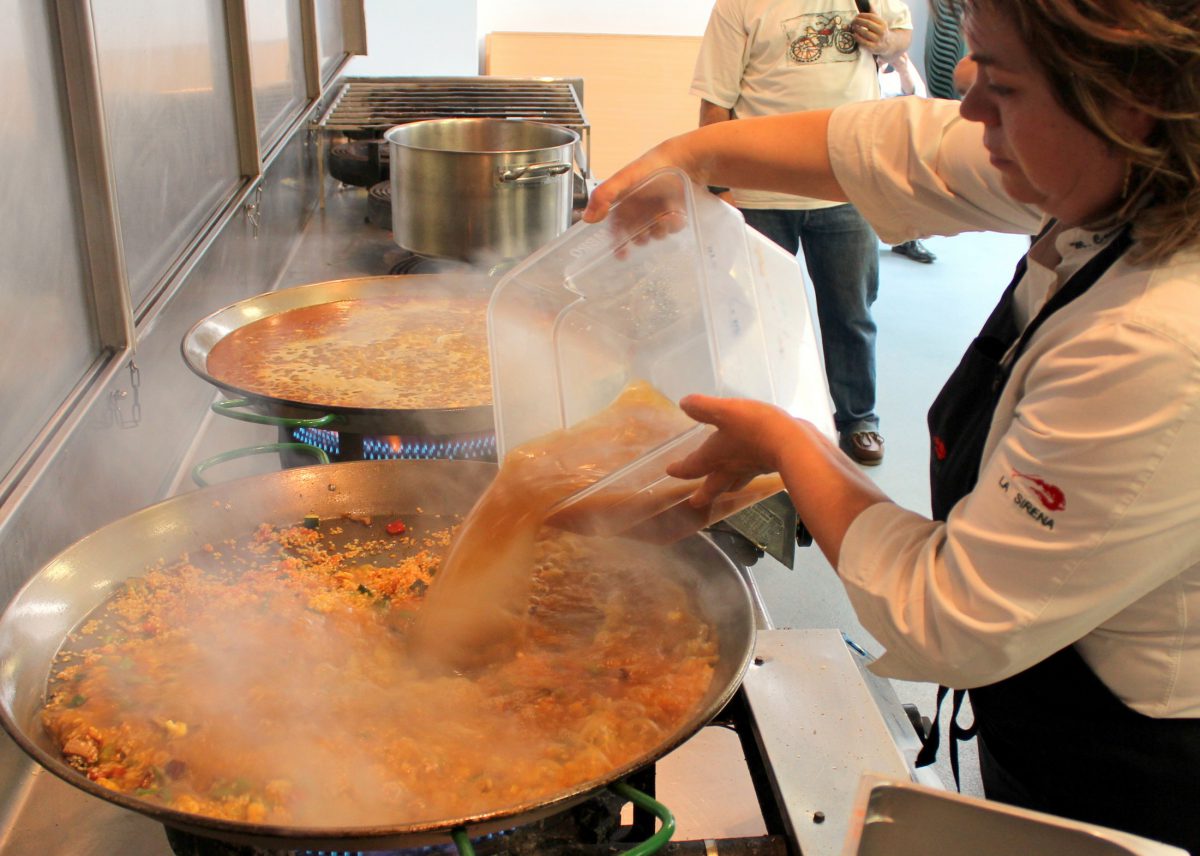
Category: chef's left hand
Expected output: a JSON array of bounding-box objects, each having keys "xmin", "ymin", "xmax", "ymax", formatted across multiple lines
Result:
[
  {"xmin": 666, "ymin": 395, "xmax": 797, "ymax": 508},
  {"xmin": 851, "ymin": 12, "xmax": 889, "ymax": 53}
]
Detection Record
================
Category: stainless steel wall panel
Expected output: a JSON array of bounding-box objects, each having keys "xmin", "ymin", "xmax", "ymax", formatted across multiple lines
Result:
[
  {"xmin": 246, "ymin": 0, "xmax": 307, "ymax": 151},
  {"xmin": 0, "ymin": 123, "xmax": 318, "ymax": 612},
  {"xmin": 0, "ymin": 2, "xmax": 98, "ymax": 485},
  {"xmin": 91, "ymin": 0, "xmax": 242, "ymax": 311}
]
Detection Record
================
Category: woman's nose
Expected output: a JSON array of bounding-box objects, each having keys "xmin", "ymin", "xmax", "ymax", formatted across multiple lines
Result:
[{"xmin": 956, "ymin": 61, "xmax": 993, "ymax": 125}]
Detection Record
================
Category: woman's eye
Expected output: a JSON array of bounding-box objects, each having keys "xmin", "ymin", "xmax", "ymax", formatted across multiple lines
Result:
[{"xmin": 987, "ymin": 83, "xmax": 1015, "ymax": 97}]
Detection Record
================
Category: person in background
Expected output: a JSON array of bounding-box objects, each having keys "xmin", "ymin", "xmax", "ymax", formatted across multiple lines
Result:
[
  {"xmin": 877, "ymin": 51, "xmax": 938, "ymax": 264},
  {"xmin": 952, "ymin": 54, "xmax": 977, "ymax": 96},
  {"xmin": 586, "ymin": 0, "xmax": 1200, "ymax": 851},
  {"xmin": 690, "ymin": 0, "xmax": 914, "ymax": 466},
  {"xmin": 925, "ymin": 0, "xmax": 968, "ymax": 99}
]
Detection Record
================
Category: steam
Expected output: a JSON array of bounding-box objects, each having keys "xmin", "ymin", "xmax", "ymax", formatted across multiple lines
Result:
[{"xmin": 45, "ymin": 510, "xmax": 720, "ymax": 829}]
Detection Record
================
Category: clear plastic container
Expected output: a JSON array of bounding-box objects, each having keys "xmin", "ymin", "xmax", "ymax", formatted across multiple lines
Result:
[{"xmin": 487, "ymin": 167, "xmax": 833, "ymax": 541}]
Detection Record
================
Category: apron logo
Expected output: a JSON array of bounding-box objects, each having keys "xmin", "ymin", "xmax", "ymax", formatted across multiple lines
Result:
[
  {"xmin": 932, "ymin": 436, "xmax": 947, "ymax": 461},
  {"xmin": 997, "ymin": 469, "xmax": 1064, "ymax": 529}
]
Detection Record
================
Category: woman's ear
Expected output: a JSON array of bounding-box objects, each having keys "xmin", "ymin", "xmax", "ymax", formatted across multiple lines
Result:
[{"xmin": 1113, "ymin": 103, "xmax": 1157, "ymax": 145}]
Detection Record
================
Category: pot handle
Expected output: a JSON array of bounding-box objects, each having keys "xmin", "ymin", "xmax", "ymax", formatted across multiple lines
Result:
[
  {"xmin": 212, "ymin": 398, "xmax": 338, "ymax": 428},
  {"xmin": 497, "ymin": 161, "xmax": 572, "ymax": 183},
  {"xmin": 191, "ymin": 443, "xmax": 330, "ymax": 487},
  {"xmin": 446, "ymin": 782, "xmax": 675, "ymax": 856},
  {"xmin": 610, "ymin": 781, "xmax": 676, "ymax": 854}
]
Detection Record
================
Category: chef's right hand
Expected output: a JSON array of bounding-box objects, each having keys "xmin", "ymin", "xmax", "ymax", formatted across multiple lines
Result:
[
  {"xmin": 583, "ymin": 142, "xmax": 683, "ymax": 224},
  {"xmin": 581, "ymin": 137, "xmax": 718, "ymax": 257}
]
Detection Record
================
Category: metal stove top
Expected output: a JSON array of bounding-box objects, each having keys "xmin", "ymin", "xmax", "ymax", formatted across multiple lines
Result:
[{"xmin": 0, "ymin": 181, "xmax": 932, "ymax": 856}]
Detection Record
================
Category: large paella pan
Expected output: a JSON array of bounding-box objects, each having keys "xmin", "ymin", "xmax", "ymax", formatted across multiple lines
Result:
[{"xmin": 0, "ymin": 460, "xmax": 754, "ymax": 851}]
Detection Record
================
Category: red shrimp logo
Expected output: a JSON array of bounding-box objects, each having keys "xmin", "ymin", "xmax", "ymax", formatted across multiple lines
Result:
[{"xmin": 1011, "ymin": 469, "xmax": 1066, "ymax": 512}]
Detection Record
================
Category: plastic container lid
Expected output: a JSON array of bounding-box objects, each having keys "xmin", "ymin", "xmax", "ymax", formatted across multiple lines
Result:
[{"xmin": 487, "ymin": 167, "xmax": 833, "ymax": 536}]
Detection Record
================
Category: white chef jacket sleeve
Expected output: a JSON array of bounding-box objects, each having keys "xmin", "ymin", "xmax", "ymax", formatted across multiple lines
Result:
[
  {"xmin": 827, "ymin": 97, "xmax": 1043, "ymax": 244},
  {"xmin": 689, "ymin": 0, "xmax": 747, "ymax": 110},
  {"xmin": 836, "ymin": 277, "xmax": 1200, "ymax": 696}
]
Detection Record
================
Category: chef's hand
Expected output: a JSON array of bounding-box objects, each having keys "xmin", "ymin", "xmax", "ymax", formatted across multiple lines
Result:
[
  {"xmin": 580, "ymin": 125, "xmax": 730, "ymax": 245},
  {"xmin": 666, "ymin": 395, "xmax": 798, "ymax": 509},
  {"xmin": 851, "ymin": 12, "xmax": 889, "ymax": 54}
]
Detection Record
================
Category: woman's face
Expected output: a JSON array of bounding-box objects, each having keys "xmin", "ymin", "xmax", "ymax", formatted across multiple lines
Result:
[{"xmin": 957, "ymin": 11, "xmax": 1129, "ymax": 226}]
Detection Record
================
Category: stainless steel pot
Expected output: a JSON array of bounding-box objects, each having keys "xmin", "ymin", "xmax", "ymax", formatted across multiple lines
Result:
[
  {"xmin": 385, "ymin": 118, "xmax": 580, "ymax": 265},
  {"xmin": 0, "ymin": 459, "xmax": 755, "ymax": 851}
]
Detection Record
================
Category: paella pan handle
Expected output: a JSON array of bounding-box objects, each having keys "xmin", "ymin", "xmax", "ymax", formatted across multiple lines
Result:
[
  {"xmin": 610, "ymin": 781, "xmax": 677, "ymax": 854},
  {"xmin": 212, "ymin": 398, "xmax": 339, "ymax": 428},
  {"xmin": 447, "ymin": 782, "xmax": 676, "ymax": 856},
  {"xmin": 191, "ymin": 443, "xmax": 330, "ymax": 487}
]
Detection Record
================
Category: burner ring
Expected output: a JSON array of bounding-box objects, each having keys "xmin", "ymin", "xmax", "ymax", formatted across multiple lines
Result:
[{"xmin": 367, "ymin": 181, "xmax": 392, "ymax": 230}]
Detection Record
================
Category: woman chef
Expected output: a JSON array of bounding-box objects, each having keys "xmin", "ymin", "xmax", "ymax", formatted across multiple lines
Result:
[{"xmin": 584, "ymin": 0, "xmax": 1200, "ymax": 850}]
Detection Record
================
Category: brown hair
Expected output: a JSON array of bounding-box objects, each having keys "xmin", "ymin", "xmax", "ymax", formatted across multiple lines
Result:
[{"xmin": 960, "ymin": 0, "xmax": 1200, "ymax": 263}]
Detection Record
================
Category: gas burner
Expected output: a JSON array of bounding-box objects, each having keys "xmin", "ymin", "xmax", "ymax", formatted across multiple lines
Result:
[
  {"xmin": 327, "ymin": 140, "xmax": 388, "ymax": 188},
  {"xmin": 367, "ymin": 181, "xmax": 392, "ymax": 230},
  {"xmin": 162, "ymin": 787, "xmax": 631, "ymax": 856},
  {"xmin": 387, "ymin": 251, "xmax": 473, "ymax": 276},
  {"xmin": 289, "ymin": 426, "xmax": 496, "ymax": 464}
]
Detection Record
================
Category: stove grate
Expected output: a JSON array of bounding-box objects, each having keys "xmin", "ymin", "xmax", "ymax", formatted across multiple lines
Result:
[{"xmin": 314, "ymin": 77, "xmax": 591, "ymax": 179}]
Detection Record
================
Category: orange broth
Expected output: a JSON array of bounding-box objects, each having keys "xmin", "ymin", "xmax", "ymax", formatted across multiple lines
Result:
[{"xmin": 206, "ymin": 294, "xmax": 490, "ymax": 410}]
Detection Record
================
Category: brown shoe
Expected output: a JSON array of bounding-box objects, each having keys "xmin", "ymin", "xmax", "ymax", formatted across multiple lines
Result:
[{"xmin": 840, "ymin": 430, "xmax": 884, "ymax": 466}]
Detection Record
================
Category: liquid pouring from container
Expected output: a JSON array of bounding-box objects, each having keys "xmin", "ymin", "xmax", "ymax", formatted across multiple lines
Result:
[{"xmin": 406, "ymin": 381, "xmax": 780, "ymax": 673}]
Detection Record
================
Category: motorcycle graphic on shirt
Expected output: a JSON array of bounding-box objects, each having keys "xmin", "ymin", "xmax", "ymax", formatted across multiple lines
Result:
[{"xmin": 784, "ymin": 12, "xmax": 859, "ymax": 63}]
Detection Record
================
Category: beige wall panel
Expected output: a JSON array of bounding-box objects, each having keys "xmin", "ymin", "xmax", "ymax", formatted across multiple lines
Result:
[{"xmin": 485, "ymin": 32, "xmax": 702, "ymax": 180}]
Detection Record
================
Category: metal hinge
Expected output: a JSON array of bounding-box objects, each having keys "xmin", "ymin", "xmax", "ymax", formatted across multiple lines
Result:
[
  {"xmin": 244, "ymin": 184, "xmax": 264, "ymax": 238},
  {"xmin": 109, "ymin": 361, "xmax": 141, "ymax": 428}
]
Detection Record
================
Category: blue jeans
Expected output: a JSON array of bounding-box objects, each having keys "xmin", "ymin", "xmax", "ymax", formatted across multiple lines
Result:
[{"xmin": 740, "ymin": 205, "xmax": 880, "ymax": 434}]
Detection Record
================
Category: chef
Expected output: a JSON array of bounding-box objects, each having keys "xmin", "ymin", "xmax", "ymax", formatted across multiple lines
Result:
[{"xmin": 583, "ymin": 0, "xmax": 1200, "ymax": 851}]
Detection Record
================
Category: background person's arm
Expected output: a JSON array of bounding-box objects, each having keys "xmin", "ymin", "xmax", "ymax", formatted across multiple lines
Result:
[
  {"xmin": 698, "ymin": 98, "xmax": 732, "ymax": 127},
  {"xmin": 852, "ymin": 12, "xmax": 911, "ymax": 62}
]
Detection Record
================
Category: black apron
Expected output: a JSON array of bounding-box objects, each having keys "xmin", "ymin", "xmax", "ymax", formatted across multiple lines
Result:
[{"xmin": 920, "ymin": 224, "xmax": 1200, "ymax": 854}]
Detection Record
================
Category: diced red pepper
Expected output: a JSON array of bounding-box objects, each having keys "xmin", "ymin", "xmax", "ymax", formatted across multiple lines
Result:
[{"xmin": 385, "ymin": 519, "xmax": 407, "ymax": 536}]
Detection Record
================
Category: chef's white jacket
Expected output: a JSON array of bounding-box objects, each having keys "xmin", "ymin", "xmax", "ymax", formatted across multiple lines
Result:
[{"xmin": 826, "ymin": 96, "xmax": 1200, "ymax": 718}]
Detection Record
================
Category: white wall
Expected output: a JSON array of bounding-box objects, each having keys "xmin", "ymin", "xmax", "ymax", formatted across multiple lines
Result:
[
  {"xmin": 346, "ymin": 0, "xmax": 478, "ymax": 76},
  {"xmin": 476, "ymin": 0, "xmax": 712, "ymax": 37},
  {"xmin": 349, "ymin": 1, "xmax": 932, "ymax": 80}
]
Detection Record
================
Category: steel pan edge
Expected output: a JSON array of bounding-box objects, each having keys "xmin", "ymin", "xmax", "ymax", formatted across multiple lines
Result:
[
  {"xmin": 0, "ymin": 458, "xmax": 755, "ymax": 850},
  {"xmin": 180, "ymin": 274, "xmax": 497, "ymax": 435}
]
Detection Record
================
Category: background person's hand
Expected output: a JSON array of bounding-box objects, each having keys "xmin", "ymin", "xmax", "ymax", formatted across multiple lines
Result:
[{"xmin": 850, "ymin": 12, "xmax": 889, "ymax": 53}]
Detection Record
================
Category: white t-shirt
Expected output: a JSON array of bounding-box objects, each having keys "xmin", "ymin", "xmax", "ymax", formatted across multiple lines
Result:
[
  {"xmin": 827, "ymin": 96, "xmax": 1200, "ymax": 718},
  {"xmin": 690, "ymin": 0, "xmax": 913, "ymax": 210}
]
